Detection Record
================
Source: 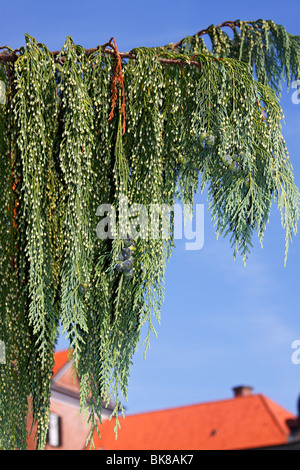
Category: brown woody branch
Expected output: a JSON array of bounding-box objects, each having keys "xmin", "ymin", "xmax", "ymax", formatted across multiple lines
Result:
[
  {"xmin": 0, "ymin": 45, "xmax": 206, "ymax": 68},
  {"xmin": 0, "ymin": 21, "xmax": 240, "ymax": 67},
  {"xmin": 171, "ymin": 20, "xmax": 240, "ymax": 48}
]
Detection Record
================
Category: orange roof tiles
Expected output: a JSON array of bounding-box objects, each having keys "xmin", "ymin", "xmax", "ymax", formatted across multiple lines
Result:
[
  {"xmin": 51, "ymin": 351, "xmax": 296, "ymax": 451},
  {"xmin": 90, "ymin": 394, "xmax": 296, "ymax": 451},
  {"xmin": 52, "ymin": 349, "xmax": 70, "ymax": 377}
]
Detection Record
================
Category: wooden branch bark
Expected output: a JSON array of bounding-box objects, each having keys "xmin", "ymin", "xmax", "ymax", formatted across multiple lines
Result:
[
  {"xmin": 0, "ymin": 45, "xmax": 205, "ymax": 68},
  {"xmin": 0, "ymin": 21, "xmax": 240, "ymax": 67},
  {"xmin": 171, "ymin": 20, "xmax": 240, "ymax": 48}
]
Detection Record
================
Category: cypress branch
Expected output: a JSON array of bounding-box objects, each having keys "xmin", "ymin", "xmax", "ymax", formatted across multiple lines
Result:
[{"xmin": 0, "ymin": 19, "xmax": 299, "ymax": 449}]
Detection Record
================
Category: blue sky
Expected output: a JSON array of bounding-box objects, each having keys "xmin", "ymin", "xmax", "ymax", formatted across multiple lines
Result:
[{"xmin": 2, "ymin": 0, "xmax": 300, "ymax": 417}]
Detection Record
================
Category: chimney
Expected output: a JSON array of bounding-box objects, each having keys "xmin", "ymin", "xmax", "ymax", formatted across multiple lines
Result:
[{"xmin": 232, "ymin": 385, "xmax": 253, "ymax": 398}]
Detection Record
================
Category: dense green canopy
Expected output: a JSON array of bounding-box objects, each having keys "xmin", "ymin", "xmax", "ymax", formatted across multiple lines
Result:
[{"xmin": 0, "ymin": 19, "xmax": 299, "ymax": 449}]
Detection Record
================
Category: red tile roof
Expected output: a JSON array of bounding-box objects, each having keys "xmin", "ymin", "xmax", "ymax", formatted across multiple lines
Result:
[
  {"xmin": 52, "ymin": 352, "xmax": 296, "ymax": 451},
  {"xmin": 89, "ymin": 394, "xmax": 296, "ymax": 450},
  {"xmin": 53, "ymin": 349, "xmax": 70, "ymax": 377}
]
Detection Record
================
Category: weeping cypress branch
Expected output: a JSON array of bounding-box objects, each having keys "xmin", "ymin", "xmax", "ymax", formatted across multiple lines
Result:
[
  {"xmin": 0, "ymin": 61, "xmax": 32, "ymax": 450},
  {"xmin": 0, "ymin": 19, "xmax": 299, "ymax": 450},
  {"xmin": 173, "ymin": 19, "xmax": 300, "ymax": 95},
  {"xmin": 57, "ymin": 37, "xmax": 96, "ymax": 368},
  {"xmin": 11, "ymin": 36, "xmax": 61, "ymax": 449}
]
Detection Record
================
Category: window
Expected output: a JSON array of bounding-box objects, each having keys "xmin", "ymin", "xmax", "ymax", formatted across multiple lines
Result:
[{"xmin": 46, "ymin": 413, "xmax": 62, "ymax": 447}]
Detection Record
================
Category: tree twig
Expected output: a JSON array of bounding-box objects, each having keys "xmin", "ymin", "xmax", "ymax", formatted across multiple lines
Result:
[
  {"xmin": 0, "ymin": 21, "xmax": 241, "ymax": 67},
  {"xmin": 171, "ymin": 20, "xmax": 241, "ymax": 48},
  {"xmin": 0, "ymin": 44, "xmax": 208, "ymax": 69}
]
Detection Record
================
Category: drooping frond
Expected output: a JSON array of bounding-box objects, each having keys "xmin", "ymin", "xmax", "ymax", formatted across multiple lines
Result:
[
  {"xmin": 173, "ymin": 19, "xmax": 300, "ymax": 95},
  {"xmin": 0, "ymin": 19, "xmax": 299, "ymax": 449}
]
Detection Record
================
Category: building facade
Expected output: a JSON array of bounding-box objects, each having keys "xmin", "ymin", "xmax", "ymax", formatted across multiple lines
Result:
[{"xmin": 27, "ymin": 350, "xmax": 300, "ymax": 450}]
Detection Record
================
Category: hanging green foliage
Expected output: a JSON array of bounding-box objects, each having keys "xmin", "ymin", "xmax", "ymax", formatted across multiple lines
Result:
[{"xmin": 0, "ymin": 19, "xmax": 299, "ymax": 450}]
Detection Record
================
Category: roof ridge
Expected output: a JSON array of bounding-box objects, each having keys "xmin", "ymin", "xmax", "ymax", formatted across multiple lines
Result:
[
  {"xmin": 117, "ymin": 393, "xmax": 262, "ymax": 419},
  {"xmin": 91, "ymin": 392, "xmax": 294, "ymax": 450},
  {"xmin": 52, "ymin": 358, "xmax": 73, "ymax": 383},
  {"xmin": 258, "ymin": 394, "xmax": 290, "ymax": 437}
]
